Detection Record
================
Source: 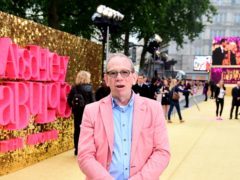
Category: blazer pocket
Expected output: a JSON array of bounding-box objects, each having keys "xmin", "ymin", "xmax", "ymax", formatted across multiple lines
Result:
[{"xmin": 140, "ymin": 127, "xmax": 154, "ymax": 146}]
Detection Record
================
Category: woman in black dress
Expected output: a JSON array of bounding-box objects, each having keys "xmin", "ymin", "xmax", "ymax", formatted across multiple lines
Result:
[{"xmin": 161, "ymin": 79, "xmax": 170, "ymax": 122}]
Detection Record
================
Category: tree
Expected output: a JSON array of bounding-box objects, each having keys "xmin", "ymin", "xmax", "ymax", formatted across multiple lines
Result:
[
  {"xmin": 129, "ymin": 0, "xmax": 216, "ymax": 69},
  {"xmin": 0, "ymin": 0, "xmax": 216, "ymax": 72}
]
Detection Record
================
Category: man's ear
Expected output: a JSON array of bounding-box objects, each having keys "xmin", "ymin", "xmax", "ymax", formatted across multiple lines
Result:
[{"xmin": 104, "ymin": 73, "xmax": 109, "ymax": 86}]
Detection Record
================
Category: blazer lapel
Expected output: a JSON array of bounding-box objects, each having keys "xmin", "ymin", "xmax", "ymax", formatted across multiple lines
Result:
[
  {"xmin": 100, "ymin": 96, "xmax": 114, "ymax": 154},
  {"xmin": 130, "ymin": 95, "xmax": 146, "ymax": 164}
]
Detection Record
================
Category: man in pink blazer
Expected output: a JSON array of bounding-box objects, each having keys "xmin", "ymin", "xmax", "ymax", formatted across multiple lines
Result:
[{"xmin": 78, "ymin": 53, "xmax": 170, "ymax": 180}]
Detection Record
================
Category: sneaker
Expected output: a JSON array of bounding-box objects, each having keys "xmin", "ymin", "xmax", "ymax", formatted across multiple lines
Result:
[
  {"xmin": 219, "ymin": 117, "xmax": 223, "ymax": 120},
  {"xmin": 180, "ymin": 120, "xmax": 185, "ymax": 123},
  {"xmin": 168, "ymin": 120, "xmax": 172, "ymax": 123}
]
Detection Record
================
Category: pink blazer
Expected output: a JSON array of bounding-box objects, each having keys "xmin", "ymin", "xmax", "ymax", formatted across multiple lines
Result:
[{"xmin": 78, "ymin": 94, "xmax": 170, "ymax": 180}]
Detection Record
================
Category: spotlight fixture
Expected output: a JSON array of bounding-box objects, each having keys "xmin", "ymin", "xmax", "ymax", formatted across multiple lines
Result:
[{"xmin": 92, "ymin": 5, "xmax": 124, "ymax": 78}]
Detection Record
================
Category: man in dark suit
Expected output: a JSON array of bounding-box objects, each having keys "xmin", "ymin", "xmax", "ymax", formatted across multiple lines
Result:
[
  {"xmin": 132, "ymin": 74, "xmax": 150, "ymax": 98},
  {"xmin": 230, "ymin": 81, "xmax": 240, "ymax": 119},
  {"xmin": 212, "ymin": 38, "xmax": 227, "ymax": 65}
]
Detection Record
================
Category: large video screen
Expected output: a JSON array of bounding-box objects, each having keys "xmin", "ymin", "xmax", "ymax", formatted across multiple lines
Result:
[
  {"xmin": 212, "ymin": 37, "xmax": 240, "ymax": 66},
  {"xmin": 193, "ymin": 56, "xmax": 211, "ymax": 71}
]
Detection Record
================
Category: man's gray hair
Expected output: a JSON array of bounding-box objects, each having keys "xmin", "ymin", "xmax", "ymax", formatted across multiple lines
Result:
[{"xmin": 105, "ymin": 53, "xmax": 135, "ymax": 73}]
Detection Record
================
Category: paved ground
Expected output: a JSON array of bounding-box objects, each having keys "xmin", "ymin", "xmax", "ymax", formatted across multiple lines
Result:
[
  {"xmin": 2, "ymin": 96, "xmax": 240, "ymax": 180},
  {"xmin": 161, "ymin": 96, "xmax": 240, "ymax": 180}
]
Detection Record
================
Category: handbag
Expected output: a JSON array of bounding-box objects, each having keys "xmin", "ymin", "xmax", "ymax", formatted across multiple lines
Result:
[{"xmin": 172, "ymin": 92, "xmax": 180, "ymax": 100}]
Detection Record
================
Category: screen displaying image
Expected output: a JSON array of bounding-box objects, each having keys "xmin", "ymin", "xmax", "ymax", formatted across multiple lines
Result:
[
  {"xmin": 193, "ymin": 56, "xmax": 211, "ymax": 71},
  {"xmin": 212, "ymin": 37, "xmax": 240, "ymax": 66}
]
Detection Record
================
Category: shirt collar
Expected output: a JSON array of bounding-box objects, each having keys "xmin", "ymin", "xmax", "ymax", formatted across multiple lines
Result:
[{"xmin": 111, "ymin": 92, "xmax": 134, "ymax": 108}]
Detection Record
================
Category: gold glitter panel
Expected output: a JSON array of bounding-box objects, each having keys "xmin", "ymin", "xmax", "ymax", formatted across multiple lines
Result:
[
  {"xmin": 0, "ymin": 11, "xmax": 102, "ymax": 175},
  {"xmin": 0, "ymin": 11, "xmax": 102, "ymax": 89}
]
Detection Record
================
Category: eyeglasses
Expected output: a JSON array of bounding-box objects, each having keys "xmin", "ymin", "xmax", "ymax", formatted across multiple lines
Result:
[{"xmin": 106, "ymin": 70, "xmax": 132, "ymax": 78}]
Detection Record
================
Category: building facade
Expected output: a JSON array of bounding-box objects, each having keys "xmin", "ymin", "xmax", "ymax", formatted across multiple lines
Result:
[{"xmin": 167, "ymin": 0, "xmax": 240, "ymax": 80}]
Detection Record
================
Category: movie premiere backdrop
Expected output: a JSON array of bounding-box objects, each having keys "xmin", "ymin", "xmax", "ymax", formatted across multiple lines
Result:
[
  {"xmin": 0, "ymin": 11, "xmax": 102, "ymax": 175},
  {"xmin": 211, "ymin": 37, "xmax": 240, "ymax": 84}
]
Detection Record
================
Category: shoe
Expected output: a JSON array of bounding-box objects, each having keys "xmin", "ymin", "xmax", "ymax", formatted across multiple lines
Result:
[
  {"xmin": 235, "ymin": 117, "xmax": 238, "ymax": 120},
  {"xmin": 229, "ymin": 117, "xmax": 232, "ymax": 120},
  {"xmin": 216, "ymin": 117, "xmax": 219, "ymax": 120},
  {"xmin": 168, "ymin": 120, "xmax": 172, "ymax": 123},
  {"xmin": 219, "ymin": 117, "xmax": 223, "ymax": 120},
  {"xmin": 180, "ymin": 120, "xmax": 184, "ymax": 123},
  {"xmin": 74, "ymin": 150, "xmax": 78, "ymax": 156}
]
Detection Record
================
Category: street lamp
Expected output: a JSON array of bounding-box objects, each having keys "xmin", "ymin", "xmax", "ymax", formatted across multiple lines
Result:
[{"xmin": 92, "ymin": 5, "xmax": 124, "ymax": 78}]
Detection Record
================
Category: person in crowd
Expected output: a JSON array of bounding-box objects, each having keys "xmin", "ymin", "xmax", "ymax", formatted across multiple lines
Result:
[
  {"xmin": 149, "ymin": 77, "xmax": 162, "ymax": 100},
  {"xmin": 230, "ymin": 81, "xmax": 240, "ymax": 120},
  {"xmin": 214, "ymin": 80, "xmax": 226, "ymax": 120},
  {"xmin": 132, "ymin": 73, "xmax": 150, "ymax": 98},
  {"xmin": 209, "ymin": 80, "xmax": 216, "ymax": 99},
  {"xmin": 192, "ymin": 81, "xmax": 197, "ymax": 95},
  {"xmin": 78, "ymin": 53, "xmax": 170, "ymax": 179},
  {"xmin": 229, "ymin": 41, "xmax": 237, "ymax": 65},
  {"xmin": 95, "ymin": 79, "xmax": 110, "ymax": 101},
  {"xmin": 212, "ymin": 38, "xmax": 227, "ymax": 65},
  {"xmin": 168, "ymin": 79, "xmax": 186, "ymax": 123},
  {"xmin": 67, "ymin": 70, "xmax": 95, "ymax": 156},
  {"xmin": 183, "ymin": 80, "xmax": 191, "ymax": 107},
  {"xmin": 161, "ymin": 79, "xmax": 170, "ymax": 121},
  {"xmin": 235, "ymin": 51, "xmax": 240, "ymax": 65},
  {"xmin": 222, "ymin": 41, "xmax": 231, "ymax": 65},
  {"xmin": 203, "ymin": 81, "xmax": 209, "ymax": 101}
]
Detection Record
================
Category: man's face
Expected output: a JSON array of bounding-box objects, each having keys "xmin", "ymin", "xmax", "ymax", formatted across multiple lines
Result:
[
  {"xmin": 222, "ymin": 40, "xmax": 227, "ymax": 48},
  {"xmin": 137, "ymin": 76, "xmax": 144, "ymax": 84},
  {"xmin": 104, "ymin": 56, "xmax": 137, "ymax": 99}
]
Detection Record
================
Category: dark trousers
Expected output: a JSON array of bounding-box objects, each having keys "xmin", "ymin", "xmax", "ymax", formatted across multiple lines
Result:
[
  {"xmin": 168, "ymin": 100, "xmax": 182, "ymax": 120},
  {"xmin": 210, "ymin": 89, "xmax": 215, "ymax": 98},
  {"xmin": 184, "ymin": 95, "xmax": 189, "ymax": 107},
  {"xmin": 74, "ymin": 122, "xmax": 80, "ymax": 154},
  {"xmin": 216, "ymin": 98, "xmax": 224, "ymax": 116},
  {"xmin": 230, "ymin": 100, "xmax": 239, "ymax": 119},
  {"xmin": 204, "ymin": 93, "xmax": 208, "ymax": 101},
  {"xmin": 73, "ymin": 110, "xmax": 83, "ymax": 155}
]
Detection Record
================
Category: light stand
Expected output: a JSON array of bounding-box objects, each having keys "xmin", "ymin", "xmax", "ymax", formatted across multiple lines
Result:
[
  {"xmin": 92, "ymin": 5, "xmax": 124, "ymax": 78},
  {"xmin": 106, "ymin": 26, "xmax": 110, "ymax": 61}
]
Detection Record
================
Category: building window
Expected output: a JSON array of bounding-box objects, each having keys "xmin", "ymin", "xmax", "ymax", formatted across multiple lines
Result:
[
  {"xmin": 231, "ymin": 0, "xmax": 240, "ymax": 4},
  {"xmin": 212, "ymin": 0, "xmax": 223, "ymax": 5},
  {"xmin": 235, "ymin": 14, "xmax": 240, "ymax": 24},
  {"xmin": 210, "ymin": 29, "xmax": 225, "ymax": 39},
  {"xmin": 230, "ymin": 30, "xmax": 240, "ymax": 36},
  {"xmin": 213, "ymin": 13, "xmax": 226, "ymax": 24},
  {"xmin": 194, "ymin": 47, "xmax": 203, "ymax": 55}
]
